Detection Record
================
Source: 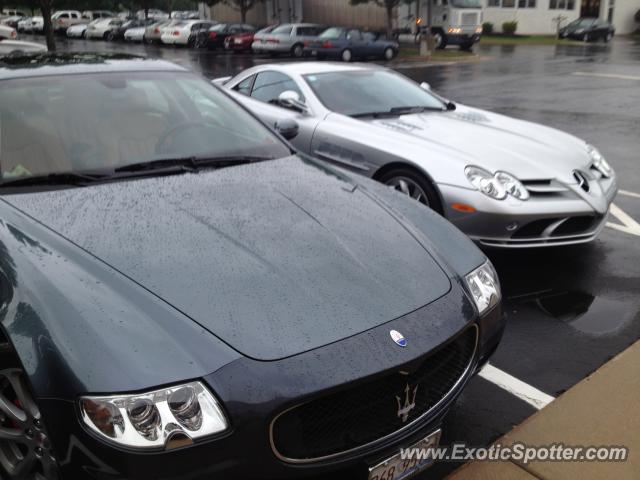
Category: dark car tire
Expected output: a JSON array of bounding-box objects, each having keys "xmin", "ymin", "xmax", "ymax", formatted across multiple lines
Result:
[
  {"xmin": 341, "ymin": 48, "xmax": 353, "ymax": 62},
  {"xmin": 0, "ymin": 343, "xmax": 59, "ymax": 480},
  {"xmin": 383, "ymin": 47, "xmax": 395, "ymax": 61},
  {"xmin": 291, "ymin": 43, "xmax": 304, "ymax": 58},
  {"xmin": 106, "ymin": 31, "xmax": 115, "ymax": 41},
  {"xmin": 378, "ymin": 167, "xmax": 443, "ymax": 213},
  {"xmin": 434, "ymin": 31, "xmax": 447, "ymax": 50}
]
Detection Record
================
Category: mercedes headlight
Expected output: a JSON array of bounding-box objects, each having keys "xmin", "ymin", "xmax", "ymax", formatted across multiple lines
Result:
[
  {"xmin": 80, "ymin": 381, "xmax": 228, "ymax": 450},
  {"xmin": 465, "ymin": 261, "xmax": 501, "ymax": 315},
  {"xmin": 587, "ymin": 144, "xmax": 612, "ymax": 178},
  {"xmin": 465, "ymin": 166, "xmax": 529, "ymax": 200}
]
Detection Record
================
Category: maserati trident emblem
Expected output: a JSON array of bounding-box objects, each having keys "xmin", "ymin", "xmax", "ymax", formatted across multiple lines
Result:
[
  {"xmin": 396, "ymin": 383, "xmax": 418, "ymax": 423},
  {"xmin": 390, "ymin": 330, "xmax": 407, "ymax": 347}
]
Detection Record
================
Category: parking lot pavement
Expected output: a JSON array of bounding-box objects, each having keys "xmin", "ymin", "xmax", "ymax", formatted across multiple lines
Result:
[{"xmin": 30, "ymin": 34, "xmax": 640, "ymax": 478}]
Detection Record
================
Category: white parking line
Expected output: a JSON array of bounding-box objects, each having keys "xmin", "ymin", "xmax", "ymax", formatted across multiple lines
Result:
[
  {"xmin": 479, "ymin": 363, "xmax": 555, "ymax": 410},
  {"xmin": 619, "ymin": 189, "xmax": 640, "ymax": 200},
  {"xmin": 572, "ymin": 72, "xmax": 640, "ymax": 81},
  {"xmin": 607, "ymin": 204, "xmax": 640, "ymax": 237}
]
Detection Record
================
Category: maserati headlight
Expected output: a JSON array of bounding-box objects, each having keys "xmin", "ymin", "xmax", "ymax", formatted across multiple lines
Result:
[
  {"xmin": 587, "ymin": 144, "xmax": 612, "ymax": 178},
  {"xmin": 465, "ymin": 261, "xmax": 501, "ymax": 315},
  {"xmin": 80, "ymin": 381, "xmax": 228, "ymax": 450},
  {"xmin": 465, "ymin": 166, "xmax": 529, "ymax": 200}
]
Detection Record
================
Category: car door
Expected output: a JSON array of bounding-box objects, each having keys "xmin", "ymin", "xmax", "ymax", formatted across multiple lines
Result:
[
  {"xmin": 229, "ymin": 71, "xmax": 320, "ymax": 151},
  {"xmin": 345, "ymin": 29, "xmax": 367, "ymax": 56}
]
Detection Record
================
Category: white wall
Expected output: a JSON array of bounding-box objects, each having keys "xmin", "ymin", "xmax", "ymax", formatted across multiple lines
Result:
[
  {"xmin": 609, "ymin": 0, "xmax": 640, "ymax": 34},
  {"xmin": 481, "ymin": 0, "xmax": 581, "ymax": 34}
]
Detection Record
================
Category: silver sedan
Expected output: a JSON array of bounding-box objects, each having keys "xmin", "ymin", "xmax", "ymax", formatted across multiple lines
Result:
[{"xmin": 218, "ymin": 63, "xmax": 617, "ymax": 248}]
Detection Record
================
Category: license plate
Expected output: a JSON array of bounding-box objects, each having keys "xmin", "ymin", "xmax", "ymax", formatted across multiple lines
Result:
[
  {"xmin": 368, "ymin": 430, "xmax": 441, "ymax": 480},
  {"xmin": 235, "ymin": 38, "xmax": 242, "ymax": 44}
]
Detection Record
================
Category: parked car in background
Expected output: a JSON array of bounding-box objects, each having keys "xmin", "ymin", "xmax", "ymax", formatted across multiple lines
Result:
[
  {"xmin": 51, "ymin": 10, "xmax": 83, "ymax": 33},
  {"xmin": 143, "ymin": 19, "xmax": 176, "ymax": 43},
  {"xmin": 16, "ymin": 17, "xmax": 34, "ymax": 32},
  {"xmin": 66, "ymin": 22, "xmax": 91, "ymax": 38},
  {"xmin": 108, "ymin": 18, "xmax": 153, "ymax": 41},
  {"xmin": 161, "ymin": 19, "xmax": 214, "ymax": 46},
  {"xmin": 252, "ymin": 23, "xmax": 325, "ymax": 58},
  {"xmin": 171, "ymin": 10, "xmax": 199, "ymax": 19},
  {"xmin": 137, "ymin": 8, "xmax": 169, "ymax": 20},
  {"xmin": 0, "ymin": 25, "xmax": 17, "ymax": 40},
  {"xmin": 86, "ymin": 18, "xmax": 122, "ymax": 40},
  {"xmin": 559, "ymin": 17, "xmax": 615, "ymax": 42},
  {"xmin": 0, "ymin": 9, "xmax": 25, "ymax": 18},
  {"xmin": 124, "ymin": 25, "xmax": 146, "ymax": 42},
  {"xmin": 82, "ymin": 10, "xmax": 114, "ymax": 21},
  {"xmin": 197, "ymin": 22, "xmax": 255, "ymax": 49},
  {"xmin": 0, "ymin": 39, "xmax": 46, "ymax": 55},
  {"xmin": 305, "ymin": 27, "xmax": 398, "ymax": 61},
  {"xmin": 224, "ymin": 27, "xmax": 263, "ymax": 52},
  {"xmin": 0, "ymin": 15, "xmax": 22, "ymax": 29},
  {"xmin": 0, "ymin": 52, "xmax": 503, "ymax": 480},
  {"xmin": 31, "ymin": 16, "xmax": 43, "ymax": 33},
  {"xmin": 221, "ymin": 62, "xmax": 617, "ymax": 248}
]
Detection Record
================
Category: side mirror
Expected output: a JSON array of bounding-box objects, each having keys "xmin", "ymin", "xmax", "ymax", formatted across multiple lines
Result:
[
  {"xmin": 211, "ymin": 76, "xmax": 232, "ymax": 86},
  {"xmin": 420, "ymin": 81, "xmax": 431, "ymax": 91},
  {"xmin": 277, "ymin": 90, "xmax": 309, "ymax": 113},
  {"xmin": 275, "ymin": 118, "xmax": 299, "ymax": 140}
]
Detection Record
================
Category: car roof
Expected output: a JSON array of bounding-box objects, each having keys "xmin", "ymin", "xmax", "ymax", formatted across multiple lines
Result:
[
  {"xmin": 253, "ymin": 61, "xmax": 378, "ymax": 76},
  {"xmin": 0, "ymin": 53, "xmax": 188, "ymax": 80}
]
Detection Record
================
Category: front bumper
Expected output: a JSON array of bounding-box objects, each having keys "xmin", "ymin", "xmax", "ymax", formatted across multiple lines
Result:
[
  {"xmin": 446, "ymin": 33, "xmax": 481, "ymax": 45},
  {"xmin": 42, "ymin": 284, "xmax": 504, "ymax": 479},
  {"xmin": 439, "ymin": 174, "xmax": 617, "ymax": 248}
]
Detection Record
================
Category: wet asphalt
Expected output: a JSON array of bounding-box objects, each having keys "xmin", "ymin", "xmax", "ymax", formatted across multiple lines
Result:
[{"xmin": 25, "ymin": 34, "xmax": 640, "ymax": 478}]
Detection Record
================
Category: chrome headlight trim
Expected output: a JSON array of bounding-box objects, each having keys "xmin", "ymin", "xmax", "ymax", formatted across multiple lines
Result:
[
  {"xmin": 465, "ymin": 261, "xmax": 501, "ymax": 315},
  {"xmin": 80, "ymin": 381, "xmax": 228, "ymax": 450},
  {"xmin": 465, "ymin": 166, "xmax": 529, "ymax": 201}
]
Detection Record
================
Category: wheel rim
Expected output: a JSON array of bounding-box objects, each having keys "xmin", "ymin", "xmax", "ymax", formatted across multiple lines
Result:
[
  {"xmin": 342, "ymin": 50, "xmax": 351, "ymax": 61},
  {"xmin": 385, "ymin": 177, "xmax": 430, "ymax": 206},
  {"xmin": 385, "ymin": 48, "xmax": 393, "ymax": 60},
  {"xmin": 583, "ymin": 34, "xmax": 589, "ymax": 42},
  {"xmin": 434, "ymin": 33, "xmax": 442, "ymax": 48},
  {"xmin": 0, "ymin": 369, "xmax": 57, "ymax": 479},
  {"xmin": 293, "ymin": 45, "xmax": 302, "ymax": 57}
]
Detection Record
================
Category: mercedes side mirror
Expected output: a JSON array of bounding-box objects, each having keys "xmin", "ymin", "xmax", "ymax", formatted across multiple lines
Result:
[
  {"xmin": 278, "ymin": 90, "xmax": 309, "ymax": 114},
  {"xmin": 420, "ymin": 81, "xmax": 431, "ymax": 91},
  {"xmin": 275, "ymin": 118, "xmax": 299, "ymax": 140}
]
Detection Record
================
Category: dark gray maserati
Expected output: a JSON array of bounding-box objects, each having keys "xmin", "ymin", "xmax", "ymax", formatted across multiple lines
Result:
[{"xmin": 0, "ymin": 54, "xmax": 504, "ymax": 480}]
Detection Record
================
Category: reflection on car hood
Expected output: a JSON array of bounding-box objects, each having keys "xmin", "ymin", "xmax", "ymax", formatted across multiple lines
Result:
[
  {"xmin": 360, "ymin": 105, "xmax": 590, "ymax": 183},
  {"xmin": 5, "ymin": 156, "xmax": 451, "ymax": 361}
]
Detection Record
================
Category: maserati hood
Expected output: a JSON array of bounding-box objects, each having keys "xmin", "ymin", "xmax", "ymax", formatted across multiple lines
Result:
[
  {"xmin": 4, "ymin": 157, "xmax": 451, "ymax": 361},
  {"xmin": 358, "ymin": 105, "xmax": 591, "ymax": 184}
]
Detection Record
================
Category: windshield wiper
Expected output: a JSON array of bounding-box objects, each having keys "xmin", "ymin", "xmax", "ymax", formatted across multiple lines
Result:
[
  {"xmin": 351, "ymin": 106, "xmax": 445, "ymax": 118},
  {"xmin": 0, "ymin": 171, "xmax": 108, "ymax": 188},
  {"xmin": 114, "ymin": 155, "xmax": 274, "ymax": 173}
]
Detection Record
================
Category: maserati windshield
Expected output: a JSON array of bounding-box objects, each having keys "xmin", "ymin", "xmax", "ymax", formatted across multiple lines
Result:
[
  {"xmin": 304, "ymin": 70, "xmax": 446, "ymax": 117},
  {"xmin": 0, "ymin": 72, "xmax": 290, "ymax": 186}
]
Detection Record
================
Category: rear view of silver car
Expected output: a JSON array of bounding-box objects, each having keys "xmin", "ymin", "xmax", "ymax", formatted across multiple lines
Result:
[{"xmin": 252, "ymin": 23, "xmax": 325, "ymax": 58}]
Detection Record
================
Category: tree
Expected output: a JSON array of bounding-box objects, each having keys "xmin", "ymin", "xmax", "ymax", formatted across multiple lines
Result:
[
  {"xmin": 38, "ymin": 0, "xmax": 56, "ymax": 51},
  {"xmin": 349, "ymin": 0, "xmax": 414, "ymax": 40},
  {"xmin": 203, "ymin": 0, "xmax": 261, "ymax": 23}
]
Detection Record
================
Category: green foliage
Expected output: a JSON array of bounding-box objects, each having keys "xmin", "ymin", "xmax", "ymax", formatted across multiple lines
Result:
[
  {"xmin": 502, "ymin": 21, "xmax": 517, "ymax": 35},
  {"xmin": 482, "ymin": 22, "xmax": 493, "ymax": 34}
]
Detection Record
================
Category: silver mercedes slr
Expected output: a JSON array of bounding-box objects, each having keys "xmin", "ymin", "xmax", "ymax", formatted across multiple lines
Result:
[{"xmin": 217, "ymin": 63, "xmax": 617, "ymax": 248}]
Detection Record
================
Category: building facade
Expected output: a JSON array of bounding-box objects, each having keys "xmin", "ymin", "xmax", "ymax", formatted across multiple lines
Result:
[
  {"xmin": 478, "ymin": 0, "xmax": 639, "ymax": 34},
  {"xmin": 200, "ymin": 0, "xmax": 639, "ymax": 34}
]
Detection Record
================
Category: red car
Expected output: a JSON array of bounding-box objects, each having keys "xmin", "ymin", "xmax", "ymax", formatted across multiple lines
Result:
[{"xmin": 224, "ymin": 31, "xmax": 255, "ymax": 52}]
